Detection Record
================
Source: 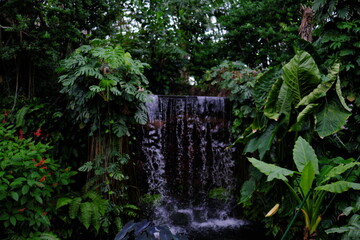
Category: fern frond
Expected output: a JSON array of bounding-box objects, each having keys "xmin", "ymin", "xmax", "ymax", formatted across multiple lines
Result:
[
  {"xmin": 337, "ymin": 4, "xmax": 351, "ymax": 19},
  {"xmin": 15, "ymin": 106, "xmax": 29, "ymax": 127},
  {"xmin": 56, "ymin": 197, "xmax": 73, "ymax": 209},
  {"xmin": 69, "ymin": 197, "xmax": 82, "ymax": 219},
  {"xmin": 92, "ymin": 204, "xmax": 101, "ymax": 232},
  {"xmin": 79, "ymin": 202, "xmax": 93, "ymax": 229}
]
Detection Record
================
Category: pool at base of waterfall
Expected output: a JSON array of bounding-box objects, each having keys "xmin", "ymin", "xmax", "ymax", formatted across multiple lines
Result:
[{"xmin": 152, "ymin": 206, "xmax": 267, "ymax": 240}]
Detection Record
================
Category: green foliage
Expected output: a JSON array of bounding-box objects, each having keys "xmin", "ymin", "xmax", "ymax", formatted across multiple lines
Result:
[
  {"xmin": 0, "ymin": 123, "xmax": 76, "ymax": 238},
  {"xmin": 78, "ymin": 152, "xmax": 129, "ymax": 194},
  {"xmin": 208, "ymin": 187, "xmax": 231, "ymax": 201},
  {"xmin": 219, "ymin": 0, "xmax": 309, "ymax": 68},
  {"xmin": 325, "ymin": 197, "xmax": 360, "ymax": 240},
  {"xmin": 248, "ymin": 136, "xmax": 360, "ymax": 238},
  {"xmin": 241, "ymin": 50, "xmax": 351, "ymax": 159},
  {"xmin": 58, "ymin": 38, "xmax": 151, "ymax": 137},
  {"xmin": 312, "ymin": 1, "xmax": 360, "ymax": 160},
  {"xmin": 115, "ymin": 0, "xmax": 229, "ymax": 94},
  {"xmin": 0, "ymin": 0, "xmax": 122, "ymax": 98},
  {"xmin": 56, "ymin": 191, "xmax": 107, "ymax": 232},
  {"xmin": 200, "ymin": 60, "xmax": 259, "ymax": 137},
  {"xmin": 235, "ymin": 50, "xmax": 353, "ymax": 239}
]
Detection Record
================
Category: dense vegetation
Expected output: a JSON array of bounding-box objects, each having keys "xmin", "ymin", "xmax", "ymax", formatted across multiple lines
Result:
[{"xmin": 1, "ymin": 0, "xmax": 359, "ymax": 239}]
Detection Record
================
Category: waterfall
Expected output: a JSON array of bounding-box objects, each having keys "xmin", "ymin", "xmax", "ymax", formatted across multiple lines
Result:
[{"xmin": 139, "ymin": 95, "xmax": 248, "ymax": 235}]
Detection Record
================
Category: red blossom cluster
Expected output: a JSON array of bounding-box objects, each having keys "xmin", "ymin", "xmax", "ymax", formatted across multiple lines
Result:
[
  {"xmin": 34, "ymin": 158, "xmax": 46, "ymax": 167},
  {"xmin": 34, "ymin": 128, "xmax": 41, "ymax": 137},
  {"xmin": 39, "ymin": 176, "xmax": 47, "ymax": 182}
]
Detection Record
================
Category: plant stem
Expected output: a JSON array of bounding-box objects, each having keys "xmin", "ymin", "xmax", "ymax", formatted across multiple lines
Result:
[{"xmin": 281, "ymin": 189, "xmax": 312, "ymax": 240}]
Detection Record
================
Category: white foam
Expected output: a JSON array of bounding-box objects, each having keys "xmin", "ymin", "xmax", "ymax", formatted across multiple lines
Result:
[{"xmin": 191, "ymin": 218, "xmax": 248, "ymax": 229}]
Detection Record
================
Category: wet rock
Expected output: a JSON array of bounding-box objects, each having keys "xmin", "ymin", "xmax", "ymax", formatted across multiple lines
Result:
[{"xmin": 170, "ymin": 212, "xmax": 191, "ymax": 226}]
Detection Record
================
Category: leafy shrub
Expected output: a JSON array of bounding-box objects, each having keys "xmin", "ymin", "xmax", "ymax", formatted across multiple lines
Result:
[{"xmin": 0, "ymin": 123, "xmax": 76, "ymax": 238}]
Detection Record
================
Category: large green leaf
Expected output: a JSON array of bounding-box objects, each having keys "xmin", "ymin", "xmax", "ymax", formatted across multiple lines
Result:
[
  {"xmin": 299, "ymin": 161, "xmax": 315, "ymax": 197},
  {"xmin": 296, "ymin": 62, "xmax": 339, "ymax": 108},
  {"xmin": 290, "ymin": 104, "xmax": 318, "ymax": 132},
  {"xmin": 254, "ymin": 66, "xmax": 282, "ymax": 109},
  {"xmin": 264, "ymin": 78, "xmax": 283, "ymax": 120},
  {"xmin": 244, "ymin": 121, "xmax": 283, "ymax": 159},
  {"xmin": 275, "ymin": 81, "xmax": 293, "ymax": 120},
  {"xmin": 282, "ymin": 50, "xmax": 321, "ymax": 104},
  {"xmin": 320, "ymin": 162, "xmax": 360, "ymax": 184},
  {"xmin": 239, "ymin": 178, "xmax": 256, "ymax": 203},
  {"xmin": 315, "ymin": 99, "xmax": 351, "ymax": 138},
  {"xmin": 293, "ymin": 136, "xmax": 319, "ymax": 174},
  {"xmin": 336, "ymin": 77, "xmax": 352, "ymax": 112},
  {"xmin": 315, "ymin": 181, "xmax": 360, "ymax": 193},
  {"xmin": 248, "ymin": 157, "xmax": 294, "ymax": 182}
]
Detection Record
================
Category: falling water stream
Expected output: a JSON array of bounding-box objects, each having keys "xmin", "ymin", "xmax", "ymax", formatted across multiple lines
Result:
[{"xmin": 139, "ymin": 95, "xmax": 260, "ymax": 239}]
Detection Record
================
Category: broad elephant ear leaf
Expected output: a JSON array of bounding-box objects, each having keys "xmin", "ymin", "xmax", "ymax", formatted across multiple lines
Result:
[
  {"xmin": 293, "ymin": 136, "xmax": 319, "ymax": 174},
  {"xmin": 248, "ymin": 157, "xmax": 294, "ymax": 182},
  {"xmin": 282, "ymin": 50, "xmax": 321, "ymax": 105},
  {"xmin": 315, "ymin": 181, "xmax": 360, "ymax": 193},
  {"xmin": 264, "ymin": 78, "xmax": 283, "ymax": 120},
  {"xmin": 290, "ymin": 103, "xmax": 318, "ymax": 132},
  {"xmin": 320, "ymin": 162, "xmax": 360, "ymax": 184},
  {"xmin": 296, "ymin": 62, "xmax": 339, "ymax": 108},
  {"xmin": 244, "ymin": 121, "xmax": 284, "ymax": 160},
  {"xmin": 254, "ymin": 66, "xmax": 282, "ymax": 109},
  {"xmin": 336, "ymin": 77, "xmax": 352, "ymax": 112},
  {"xmin": 315, "ymin": 99, "xmax": 351, "ymax": 138}
]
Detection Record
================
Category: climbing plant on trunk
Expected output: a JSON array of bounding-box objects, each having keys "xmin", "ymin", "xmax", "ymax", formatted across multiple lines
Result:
[{"xmin": 58, "ymin": 38, "xmax": 151, "ymax": 233}]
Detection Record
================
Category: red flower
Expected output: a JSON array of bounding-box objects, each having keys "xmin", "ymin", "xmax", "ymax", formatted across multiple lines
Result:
[
  {"xmin": 39, "ymin": 176, "xmax": 46, "ymax": 182},
  {"xmin": 2, "ymin": 120, "xmax": 6, "ymax": 124},
  {"xmin": 41, "ymin": 166, "xmax": 48, "ymax": 169},
  {"xmin": 18, "ymin": 208, "xmax": 26, "ymax": 212},
  {"xmin": 4, "ymin": 111, "xmax": 8, "ymax": 116},
  {"xmin": 34, "ymin": 129, "xmax": 41, "ymax": 137},
  {"xmin": 31, "ymin": 159, "xmax": 36, "ymax": 162},
  {"xmin": 34, "ymin": 158, "xmax": 46, "ymax": 167},
  {"xmin": 64, "ymin": 168, "xmax": 69, "ymax": 172},
  {"xmin": 42, "ymin": 212, "xmax": 48, "ymax": 216}
]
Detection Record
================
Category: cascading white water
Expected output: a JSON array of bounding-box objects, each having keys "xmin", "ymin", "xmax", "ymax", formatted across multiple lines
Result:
[{"xmin": 140, "ymin": 95, "xmax": 248, "ymax": 235}]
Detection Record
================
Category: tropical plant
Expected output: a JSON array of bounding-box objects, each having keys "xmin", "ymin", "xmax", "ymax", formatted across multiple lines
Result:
[
  {"xmin": 236, "ymin": 50, "xmax": 352, "ymax": 238},
  {"xmin": 248, "ymin": 136, "xmax": 360, "ymax": 239},
  {"xmin": 219, "ymin": 0, "xmax": 310, "ymax": 68},
  {"xmin": 56, "ymin": 190, "xmax": 108, "ymax": 233},
  {"xmin": 239, "ymin": 50, "xmax": 351, "ymax": 160},
  {"xmin": 0, "ymin": 0, "xmax": 122, "ymax": 99},
  {"xmin": 325, "ymin": 196, "xmax": 360, "ymax": 240},
  {"xmin": 0, "ymin": 123, "xmax": 76, "ymax": 239},
  {"xmin": 58, "ymin": 38, "xmax": 151, "ymax": 236},
  {"xmin": 58, "ymin": 38, "xmax": 151, "ymax": 137},
  {"xmin": 200, "ymin": 60, "xmax": 259, "ymax": 137}
]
